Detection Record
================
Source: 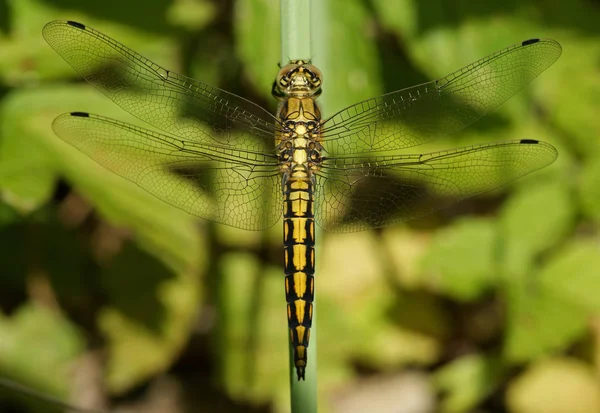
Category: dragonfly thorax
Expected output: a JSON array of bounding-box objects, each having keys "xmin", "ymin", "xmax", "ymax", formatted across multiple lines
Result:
[
  {"xmin": 278, "ymin": 135, "xmax": 322, "ymax": 178},
  {"xmin": 277, "ymin": 96, "xmax": 323, "ymax": 179}
]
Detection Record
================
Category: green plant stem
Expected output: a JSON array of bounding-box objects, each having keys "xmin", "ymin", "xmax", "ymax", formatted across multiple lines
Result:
[
  {"xmin": 281, "ymin": 1, "xmax": 318, "ymax": 412},
  {"xmin": 280, "ymin": 0, "xmax": 312, "ymax": 63}
]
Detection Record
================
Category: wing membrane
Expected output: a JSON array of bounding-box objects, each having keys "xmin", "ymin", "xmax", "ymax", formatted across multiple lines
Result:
[
  {"xmin": 43, "ymin": 20, "xmax": 280, "ymax": 152},
  {"xmin": 315, "ymin": 139, "xmax": 557, "ymax": 232},
  {"xmin": 44, "ymin": 22, "xmax": 561, "ymax": 233},
  {"xmin": 53, "ymin": 112, "xmax": 282, "ymax": 230},
  {"xmin": 321, "ymin": 39, "xmax": 562, "ymax": 155}
]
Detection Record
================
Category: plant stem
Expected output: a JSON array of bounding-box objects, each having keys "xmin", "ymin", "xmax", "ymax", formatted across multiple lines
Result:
[{"xmin": 280, "ymin": 0, "xmax": 312, "ymax": 63}]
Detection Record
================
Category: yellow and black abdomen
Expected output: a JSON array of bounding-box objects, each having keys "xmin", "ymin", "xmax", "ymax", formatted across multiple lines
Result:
[{"xmin": 283, "ymin": 177, "xmax": 315, "ymax": 380}]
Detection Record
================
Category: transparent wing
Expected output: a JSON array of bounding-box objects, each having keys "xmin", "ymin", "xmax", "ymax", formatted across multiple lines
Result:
[
  {"xmin": 315, "ymin": 139, "xmax": 557, "ymax": 232},
  {"xmin": 42, "ymin": 20, "xmax": 280, "ymax": 152},
  {"xmin": 53, "ymin": 112, "xmax": 283, "ymax": 230},
  {"xmin": 321, "ymin": 39, "xmax": 562, "ymax": 155}
]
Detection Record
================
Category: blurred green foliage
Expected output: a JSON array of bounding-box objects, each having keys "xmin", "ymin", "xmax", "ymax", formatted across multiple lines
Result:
[{"xmin": 0, "ymin": 0, "xmax": 599, "ymax": 412}]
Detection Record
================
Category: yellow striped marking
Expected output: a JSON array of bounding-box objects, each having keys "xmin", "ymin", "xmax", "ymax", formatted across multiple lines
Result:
[
  {"xmin": 294, "ymin": 299, "xmax": 305, "ymax": 324},
  {"xmin": 291, "ymin": 200, "xmax": 306, "ymax": 216},
  {"xmin": 293, "ymin": 150, "xmax": 307, "ymax": 164},
  {"xmin": 293, "ymin": 244, "xmax": 307, "ymax": 269},
  {"xmin": 290, "ymin": 193, "xmax": 310, "ymax": 216},
  {"xmin": 286, "ymin": 98, "xmax": 301, "ymax": 117},
  {"xmin": 293, "ymin": 272, "xmax": 307, "ymax": 297},
  {"xmin": 292, "ymin": 218, "xmax": 307, "ymax": 243},
  {"xmin": 291, "ymin": 180, "xmax": 309, "ymax": 190},
  {"xmin": 296, "ymin": 325, "xmax": 306, "ymax": 343},
  {"xmin": 295, "ymin": 123, "xmax": 307, "ymax": 135}
]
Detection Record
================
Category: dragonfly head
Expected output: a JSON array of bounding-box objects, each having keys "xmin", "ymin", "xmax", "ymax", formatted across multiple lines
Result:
[{"xmin": 272, "ymin": 60, "xmax": 322, "ymax": 99}]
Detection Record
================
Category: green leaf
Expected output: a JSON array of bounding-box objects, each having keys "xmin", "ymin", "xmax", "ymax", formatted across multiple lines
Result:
[
  {"xmin": 234, "ymin": 0, "xmax": 280, "ymax": 101},
  {"xmin": 2, "ymin": 85, "xmax": 202, "ymax": 272},
  {"xmin": 0, "ymin": 0, "xmax": 176, "ymax": 86},
  {"xmin": 100, "ymin": 244, "xmax": 201, "ymax": 393},
  {"xmin": 167, "ymin": 0, "xmax": 217, "ymax": 31},
  {"xmin": 421, "ymin": 218, "xmax": 498, "ymax": 301},
  {"xmin": 372, "ymin": 0, "xmax": 563, "ymax": 128},
  {"xmin": 434, "ymin": 354, "xmax": 502, "ymax": 413},
  {"xmin": 506, "ymin": 357, "xmax": 600, "ymax": 413},
  {"xmin": 578, "ymin": 155, "xmax": 600, "ymax": 222},
  {"xmin": 504, "ymin": 282, "xmax": 587, "ymax": 363},
  {"xmin": 0, "ymin": 84, "xmax": 205, "ymax": 393},
  {"xmin": 504, "ymin": 241, "xmax": 599, "ymax": 364},
  {"xmin": 219, "ymin": 253, "xmax": 289, "ymax": 402},
  {"xmin": 0, "ymin": 304, "xmax": 85, "ymax": 397},
  {"xmin": 355, "ymin": 291, "xmax": 442, "ymax": 370},
  {"xmin": 0, "ymin": 91, "xmax": 58, "ymax": 213},
  {"xmin": 549, "ymin": 35, "xmax": 600, "ymax": 158},
  {"xmin": 500, "ymin": 181, "xmax": 574, "ymax": 277},
  {"xmin": 320, "ymin": 0, "xmax": 382, "ymax": 115},
  {"xmin": 371, "ymin": 0, "xmax": 417, "ymax": 37},
  {"xmin": 381, "ymin": 227, "xmax": 430, "ymax": 287},
  {"xmin": 0, "ymin": 160, "xmax": 55, "ymax": 215},
  {"xmin": 318, "ymin": 232, "xmax": 441, "ymax": 380},
  {"xmin": 539, "ymin": 241, "xmax": 600, "ymax": 313}
]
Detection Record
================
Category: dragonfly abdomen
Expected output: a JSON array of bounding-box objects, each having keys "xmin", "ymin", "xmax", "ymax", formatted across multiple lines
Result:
[{"xmin": 283, "ymin": 176, "xmax": 315, "ymax": 381}]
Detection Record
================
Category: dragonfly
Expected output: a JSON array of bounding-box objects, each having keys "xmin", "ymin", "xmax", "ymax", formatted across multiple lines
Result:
[{"xmin": 40, "ymin": 20, "xmax": 561, "ymax": 381}]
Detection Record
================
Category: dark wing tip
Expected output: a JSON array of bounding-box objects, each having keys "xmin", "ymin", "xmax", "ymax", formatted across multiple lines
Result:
[
  {"xmin": 66, "ymin": 21, "xmax": 86, "ymax": 30},
  {"xmin": 70, "ymin": 111, "xmax": 90, "ymax": 117},
  {"xmin": 519, "ymin": 139, "xmax": 539, "ymax": 144},
  {"xmin": 522, "ymin": 38, "xmax": 540, "ymax": 46}
]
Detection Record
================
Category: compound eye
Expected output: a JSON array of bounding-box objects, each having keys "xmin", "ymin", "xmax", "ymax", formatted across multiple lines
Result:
[
  {"xmin": 304, "ymin": 64, "xmax": 322, "ymax": 82},
  {"xmin": 277, "ymin": 63, "xmax": 298, "ymax": 86},
  {"xmin": 279, "ymin": 75, "xmax": 290, "ymax": 87}
]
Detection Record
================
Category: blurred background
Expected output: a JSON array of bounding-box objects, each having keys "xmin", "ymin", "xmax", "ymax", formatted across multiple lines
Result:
[{"xmin": 0, "ymin": 0, "xmax": 599, "ymax": 412}]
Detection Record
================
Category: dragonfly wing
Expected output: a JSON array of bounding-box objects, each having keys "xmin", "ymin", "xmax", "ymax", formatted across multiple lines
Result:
[
  {"xmin": 54, "ymin": 112, "xmax": 283, "ymax": 230},
  {"xmin": 315, "ymin": 139, "xmax": 557, "ymax": 232},
  {"xmin": 42, "ymin": 20, "xmax": 279, "ymax": 152},
  {"xmin": 321, "ymin": 39, "xmax": 562, "ymax": 155}
]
